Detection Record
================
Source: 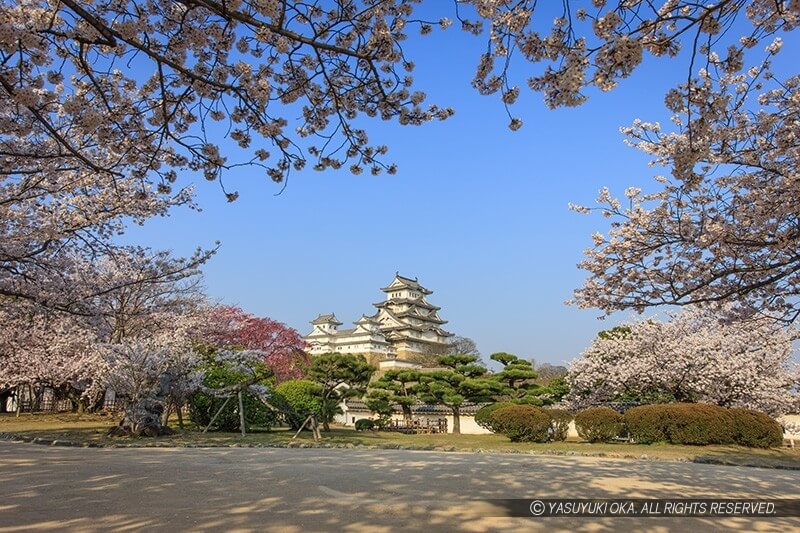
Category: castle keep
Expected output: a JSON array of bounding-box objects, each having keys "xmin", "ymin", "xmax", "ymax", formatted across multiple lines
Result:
[{"xmin": 305, "ymin": 274, "xmax": 453, "ymax": 363}]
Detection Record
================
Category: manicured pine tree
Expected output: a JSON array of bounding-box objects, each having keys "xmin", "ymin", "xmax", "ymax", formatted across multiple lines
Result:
[
  {"xmin": 366, "ymin": 369, "xmax": 421, "ymax": 423},
  {"xmin": 417, "ymin": 354, "xmax": 502, "ymax": 434},
  {"xmin": 307, "ymin": 353, "xmax": 375, "ymax": 431}
]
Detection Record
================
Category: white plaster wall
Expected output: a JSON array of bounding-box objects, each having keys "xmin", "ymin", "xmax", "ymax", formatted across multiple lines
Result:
[
  {"xmin": 378, "ymin": 359, "xmax": 421, "ymax": 370},
  {"xmin": 337, "ymin": 408, "xmax": 491, "ymax": 434},
  {"xmin": 779, "ymin": 414, "xmax": 800, "ymax": 440}
]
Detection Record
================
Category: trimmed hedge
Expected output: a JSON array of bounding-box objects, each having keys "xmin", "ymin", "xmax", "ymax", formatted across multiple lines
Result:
[
  {"xmin": 623, "ymin": 404, "xmax": 669, "ymax": 444},
  {"xmin": 490, "ymin": 405, "xmax": 553, "ymax": 442},
  {"xmin": 355, "ymin": 419, "xmax": 376, "ymax": 431},
  {"xmin": 272, "ymin": 380, "xmax": 324, "ymax": 430},
  {"xmin": 624, "ymin": 404, "xmax": 784, "ymax": 448},
  {"xmin": 728, "ymin": 408, "xmax": 784, "ymax": 448},
  {"xmin": 665, "ymin": 403, "xmax": 734, "ymax": 445},
  {"xmin": 547, "ymin": 409, "xmax": 573, "ymax": 442},
  {"xmin": 574, "ymin": 407, "xmax": 624, "ymax": 443},
  {"xmin": 475, "ymin": 402, "xmax": 516, "ymax": 432}
]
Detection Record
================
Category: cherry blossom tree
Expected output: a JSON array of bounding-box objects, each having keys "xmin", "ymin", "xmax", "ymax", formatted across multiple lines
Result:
[
  {"xmin": 102, "ymin": 340, "xmax": 203, "ymax": 436},
  {"xmin": 0, "ymin": 246, "xmax": 210, "ymax": 414},
  {"xmin": 197, "ymin": 305, "xmax": 309, "ymax": 382},
  {"xmin": 0, "ymin": 158, "xmax": 213, "ymax": 316},
  {"xmin": 89, "ymin": 247, "xmax": 208, "ymax": 342},
  {"xmin": 571, "ymin": 40, "xmax": 800, "ymax": 323},
  {"xmin": 8, "ymin": 1, "xmax": 795, "ymax": 188},
  {"xmin": 0, "ymin": 302, "xmax": 102, "ymax": 411},
  {"xmin": 4, "ymin": 0, "xmax": 798, "ymax": 323},
  {"xmin": 566, "ymin": 306, "xmax": 800, "ymax": 415}
]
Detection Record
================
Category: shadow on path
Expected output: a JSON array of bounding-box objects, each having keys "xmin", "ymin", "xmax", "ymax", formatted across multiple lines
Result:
[{"xmin": 0, "ymin": 443, "xmax": 798, "ymax": 532}]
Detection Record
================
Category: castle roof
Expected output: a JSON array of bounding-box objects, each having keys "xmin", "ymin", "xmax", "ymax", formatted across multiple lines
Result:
[
  {"xmin": 306, "ymin": 274, "xmax": 453, "ymax": 349},
  {"xmin": 354, "ymin": 314, "xmax": 381, "ymax": 325},
  {"xmin": 393, "ymin": 310, "xmax": 447, "ymax": 324},
  {"xmin": 380, "ymin": 274, "xmax": 433, "ymax": 295},
  {"xmin": 311, "ymin": 313, "xmax": 342, "ymax": 325},
  {"xmin": 373, "ymin": 299, "xmax": 440, "ymax": 311}
]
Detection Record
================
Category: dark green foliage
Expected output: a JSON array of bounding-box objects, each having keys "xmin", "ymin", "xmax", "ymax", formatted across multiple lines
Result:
[
  {"xmin": 416, "ymin": 354, "xmax": 502, "ymax": 434},
  {"xmin": 623, "ymin": 405, "xmax": 668, "ymax": 444},
  {"xmin": 272, "ymin": 379, "xmax": 324, "ymax": 430},
  {"xmin": 484, "ymin": 404, "xmax": 573, "ymax": 443},
  {"xmin": 490, "ymin": 352, "xmax": 548, "ymax": 405},
  {"xmin": 534, "ymin": 376, "xmax": 570, "ymax": 403},
  {"xmin": 624, "ymin": 403, "xmax": 781, "ymax": 447},
  {"xmin": 597, "ymin": 326, "xmax": 632, "ymax": 340},
  {"xmin": 437, "ymin": 354, "xmax": 489, "ymax": 377},
  {"xmin": 658, "ymin": 403, "xmax": 734, "ymax": 445},
  {"xmin": 188, "ymin": 363, "xmax": 277, "ymax": 432},
  {"xmin": 320, "ymin": 398, "xmax": 343, "ymax": 426},
  {"xmin": 355, "ymin": 419, "xmax": 376, "ymax": 431},
  {"xmin": 474, "ymin": 402, "xmax": 516, "ymax": 431},
  {"xmin": 490, "ymin": 404, "xmax": 552, "ymax": 442},
  {"xmin": 307, "ymin": 353, "xmax": 375, "ymax": 431},
  {"xmin": 729, "ymin": 408, "xmax": 784, "ymax": 448},
  {"xmin": 366, "ymin": 369, "xmax": 420, "ymax": 421},
  {"xmin": 547, "ymin": 409, "xmax": 573, "ymax": 441},
  {"xmin": 574, "ymin": 407, "xmax": 624, "ymax": 443},
  {"xmin": 308, "ymin": 353, "xmax": 375, "ymax": 397}
]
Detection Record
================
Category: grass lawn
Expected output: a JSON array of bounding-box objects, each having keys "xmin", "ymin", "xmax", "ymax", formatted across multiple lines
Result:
[{"xmin": 2, "ymin": 412, "xmax": 799, "ymax": 469}]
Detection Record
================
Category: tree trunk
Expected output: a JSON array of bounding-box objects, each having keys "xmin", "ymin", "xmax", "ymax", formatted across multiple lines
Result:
[
  {"xmin": 176, "ymin": 403, "xmax": 184, "ymax": 429},
  {"xmin": 64, "ymin": 387, "xmax": 86, "ymax": 413},
  {"xmin": 312, "ymin": 414, "xmax": 321, "ymax": 441},
  {"xmin": 88, "ymin": 392, "xmax": 106, "ymax": 413},
  {"xmin": 238, "ymin": 391, "xmax": 246, "ymax": 437},
  {"xmin": 108, "ymin": 398, "xmax": 173, "ymax": 437},
  {"xmin": 322, "ymin": 418, "xmax": 330, "ymax": 432},
  {"xmin": 162, "ymin": 401, "xmax": 173, "ymax": 426},
  {"xmin": 402, "ymin": 405, "xmax": 413, "ymax": 423},
  {"xmin": 32, "ymin": 384, "xmax": 41, "ymax": 411},
  {"xmin": 27, "ymin": 384, "xmax": 35, "ymax": 412},
  {"xmin": 452, "ymin": 406, "xmax": 461, "ymax": 435}
]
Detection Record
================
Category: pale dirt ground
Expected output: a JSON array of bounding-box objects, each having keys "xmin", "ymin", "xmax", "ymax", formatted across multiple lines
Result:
[{"xmin": 0, "ymin": 442, "xmax": 798, "ymax": 532}]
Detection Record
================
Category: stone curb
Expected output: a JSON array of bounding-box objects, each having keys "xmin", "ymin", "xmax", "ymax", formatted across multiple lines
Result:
[{"xmin": 1, "ymin": 432, "xmax": 797, "ymax": 470}]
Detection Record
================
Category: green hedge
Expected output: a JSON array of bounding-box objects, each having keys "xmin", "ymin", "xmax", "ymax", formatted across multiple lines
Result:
[
  {"xmin": 625, "ymin": 403, "xmax": 733, "ymax": 445},
  {"xmin": 574, "ymin": 407, "xmax": 624, "ymax": 443},
  {"xmin": 490, "ymin": 405, "xmax": 553, "ymax": 442},
  {"xmin": 624, "ymin": 404, "xmax": 784, "ymax": 448},
  {"xmin": 474, "ymin": 402, "xmax": 516, "ymax": 432},
  {"xmin": 355, "ymin": 419, "xmax": 376, "ymax": 431},
  {"xmin": 729, "ymin": 408, "xmax": 784, "ymax": 448},
  {"xmin": 272, "ymin": 380, "xmax": 324, "ymax": 430},
  {"xmin": 623, "ymin": 404, "xmax": 669, "ymax": 444},
  {"xmin": 483, "ymin": 405, "xmax": 574, "ymax": 442},
  {"xmin": 667, "ymin": 403, "xmax": 734, "ymax": 445}
]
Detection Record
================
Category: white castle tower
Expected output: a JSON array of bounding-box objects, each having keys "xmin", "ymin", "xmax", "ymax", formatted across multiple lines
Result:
[{"xmin": 304, "ymin": 274, "xmax": 453, "ymax": 363}]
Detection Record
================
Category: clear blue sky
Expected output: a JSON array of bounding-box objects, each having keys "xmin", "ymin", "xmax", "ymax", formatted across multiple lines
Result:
[{"xmin": 121, "ymin": 15, "xmax": 797, "ymax": 366}]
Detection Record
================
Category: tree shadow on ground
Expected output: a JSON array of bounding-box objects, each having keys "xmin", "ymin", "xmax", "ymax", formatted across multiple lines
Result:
[{"xmin": 0, "ymin": 443, "xmax": 798, "ymax": 532}]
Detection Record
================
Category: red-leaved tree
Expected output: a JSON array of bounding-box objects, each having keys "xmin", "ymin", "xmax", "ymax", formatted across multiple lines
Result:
[{"xmin": 197, "ymin": 305, "xmax": 309, "ymax": 382}]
